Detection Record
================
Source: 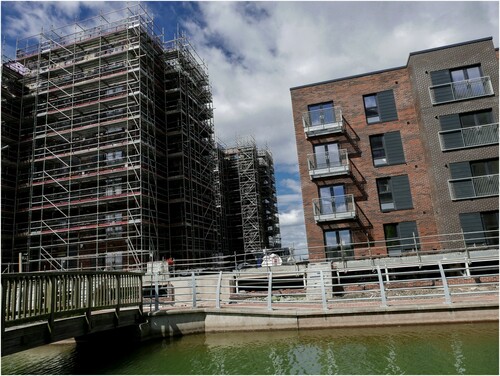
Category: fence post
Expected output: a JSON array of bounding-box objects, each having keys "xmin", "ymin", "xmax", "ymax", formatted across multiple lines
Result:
[
  {"xmin": 115, "ymin": 274, "xmax": 121, "ymax": 322},
  {"xmin": 376, "ymin": 266, "xmax": 387, "ymax": 307},
  {"xmin": 1, "ymin": 276, "xmax": 7, "ymax": 335},
  {"xmin": 85, "ymin": 274, "xmax": 92, "ymax": 331},
  {"xmin": 413, "ymin": 232, "xmax": 421, "ymax": 263},
  {"xmin": 47, "ymin": 275, "xmax": 57, "ymax": 340},
  {"xmin": 154, "ymin": 273, "xmax": 159, "ymax": 312},
  {"xmin": 320, "ymin": 270, "xmax": 328, "ymax": 311},
  {"xmin": 438, "ymin": 261, "xmax": 452, "ymax": 305},
  {"xmin": 267, "ymin": 271, "xmax": 273, "ymax": 311},
  {"xmin": 191, "ymin": 272, "xmax": 197, "ymax": 308},
  {"xmin": 461, "ymin": 228, "xmax": 470, "ymax": 262},
  {"xmin": 215, "ymin": 271, "xmax": 222, "ymax": 309}
]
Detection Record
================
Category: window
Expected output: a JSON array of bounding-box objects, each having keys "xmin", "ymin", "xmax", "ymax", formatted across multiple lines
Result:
[
  {"xmin": 449, "ymin": 159, "xmax": 499, "ymax": 200},
  {"xmin": 319, "ymin": 185, "xmax": 347, "ymax": 214},
  {"xmin": 384, "ymin": 221, "xmax": 419, "ymax": 256},
  {"xmin": 313, "ymin": 143, "xmax": 341, "ymax": 169},
  {"xmin": 439, "ymin": 109, "xmax": 496, "ymax": 151},
  {"xmin": 470, "ymin": 159, "xmax": 499, "ymax": 177},
  {"xmin": 363, "ymin": 90, "xmax": 397, "ymax": 124},
  {"xmin": 363, "ymin": 95, "xmax": 379, "ymax": 123},
  {"xmin": 308, "ymin": 102, "xmax": 335, "ymax": 126},
  {"xmin": 430, "ymin": 65, "xmax": 492, "ymax": 104},
  {"xmin": 369, "ymin": 131, "xmax": 405, "ymax": 166},
  {"xmin": 325, "ymin": 229, "xmax": 352, "ymax": 259},
  {"xmin": 460, "ymin": 211, "xmax": 499, "ymax": 247},
  {"xmin": 376, "ymin": 175, "xmax": 413, "ymax": 211}
]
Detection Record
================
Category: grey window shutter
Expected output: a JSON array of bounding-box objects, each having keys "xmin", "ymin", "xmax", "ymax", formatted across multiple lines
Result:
[
  {"xmin": 449, "ymin": 162, "xmax": 472, "ymax": 179},
  {"xmin": 449, "ymin": 162, "xmax": 474, "ymax": 199},
  {"xmin": 391, "ymin": 175, "xmax": 413, "ymax": 210},
  {"xmin": 430, "ymin": 70, "xmax": 453, "ymax": 103},
  {"xmin": 378, "ymin": 90, "xmax": 398, "ymax": 122},
  {"xmin": 385, "ymin": 131, "xmax": 405, "ymax": 165},
  {"xmin": 439, "ymin": 114, "xmax": 464, "ymax": 149},
  {"xmin": 439, "ymin": 114, "xmax": 461, "ymax": 131},
  {"xmin": 398, "ymin": 221, "xmax": 419, "ymax": 251},
  {"xmin": 459, "ymin": 212, "xmax": 485, "ymax": 245}
]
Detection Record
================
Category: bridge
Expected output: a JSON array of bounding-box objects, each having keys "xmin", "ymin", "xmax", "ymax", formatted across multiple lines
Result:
[
  {"xmin": 1, "ymin": 271, "xmax": 144, "ymax": 356},
  {"xmin": 2, "ymin": 241, "xmax": 499, "ymax": 357}
]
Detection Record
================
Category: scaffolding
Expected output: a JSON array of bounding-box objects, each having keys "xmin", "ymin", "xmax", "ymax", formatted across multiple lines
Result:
[
  {"xmin": 163, "ymin": 34, "xmax": 219, "ymax": 261},
  {"xmin": 1, "ymin": 57, "xmax": 26, "ymax": 266},
  {"xmin": 220, "ymin": 137, "xmax": 281, "ymax": 257},
  {"xmin": 2, "ymin": 4, "xmax": 280, "ymax": 272},
  {"xmin": 8, "ymin": 4, "xmax": 218, "ymax": 271}
]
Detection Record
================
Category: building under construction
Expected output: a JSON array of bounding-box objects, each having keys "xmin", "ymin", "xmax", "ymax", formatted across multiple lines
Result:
[
  {"xmin": 218, "ymin": 138, "xmax": 281, "ymax": 258},
  {"xmin": 1, "ymin": 4, "xmax": 281, "ymax": 272},
  {"xmin": 1, "ymin": 4, "xmax": 220, "ymax": 271}
]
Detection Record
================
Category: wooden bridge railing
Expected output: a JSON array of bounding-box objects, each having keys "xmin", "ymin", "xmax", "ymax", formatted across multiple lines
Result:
[{"xmin": 1, "ymin": 271, "xmax": 143, "ymax": 332}]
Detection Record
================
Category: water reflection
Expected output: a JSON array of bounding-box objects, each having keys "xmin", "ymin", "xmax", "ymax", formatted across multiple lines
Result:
[{"xmin": 2, "ymin": 322, "xmax": 498, "ymax": 375}]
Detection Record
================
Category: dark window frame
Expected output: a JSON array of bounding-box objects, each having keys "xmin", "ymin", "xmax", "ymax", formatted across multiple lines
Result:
[
  {"xmin": 377, "ymin": 178, "xmax": 394, "ymax": 211},
  {"xmin": 324, "ymin": 229, "xmax": 353, "ymax": 259},
  {"xmin": 363, "ymin": 94, "xmax": 380, "ymax": 124}
]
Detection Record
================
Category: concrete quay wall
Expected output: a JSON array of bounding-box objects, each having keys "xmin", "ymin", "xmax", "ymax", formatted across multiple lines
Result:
[{"xmin": 141, "ymin": 302, "xmax": 498, "ymax": 340}]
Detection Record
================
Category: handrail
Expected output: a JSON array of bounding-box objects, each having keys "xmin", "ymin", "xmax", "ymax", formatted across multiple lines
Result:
[
  {"xmin": 1, "ymin": 271, "xmax": 143, "ymax": 329},
  {"xmin": 302, "ymin": 107, "xmax": 344, "ymax": 136},
  {"xmin": 143, "ymin": 257, "xmax": 498, "ymax": 312},
  {"xmin": 448, "ymin": 174, "xmax": 499, "ymax": 200},
  {"xmin": 439, "ymin": 122, "xmax": 499, "ymax": 151},
  {"xmin": 429, "ymin": 76, "xmax": 494, "ymax": 104},
  {"xmin": 312, "ymin": 194, "xmax": 356, "ymax": 221}
]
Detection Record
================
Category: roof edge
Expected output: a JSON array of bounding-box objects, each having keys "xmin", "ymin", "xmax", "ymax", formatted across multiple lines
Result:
[
  {"xmin": 407, "ymin": 36, "xmax": 493, "ymax": 58},
  {"xmin": 290, "ymin": 65, "xmax": 406, "ymax": 91}
]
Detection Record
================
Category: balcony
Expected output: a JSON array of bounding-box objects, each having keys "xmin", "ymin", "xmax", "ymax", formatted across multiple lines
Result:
[
  {"xmin": 439, "ymin": 123, "xmax": 499, "ymax": 151},
  {"xmin": 307, "ymin": 149, "xmax": 349, "ymax": 179},
  {"xmin": 303, "ymin": 107, "xmax": 344, "ymax": 138},
  {"xmin": 312, "ymin": 194, "xmax": 356, "ymax": 222},
  {"xmin": 429, "ymin": 76, "xmax": 494, "ymax": 105},
  {"xmin": 449, "ymin": 174, "xmax": 499, "ymax": 200}
]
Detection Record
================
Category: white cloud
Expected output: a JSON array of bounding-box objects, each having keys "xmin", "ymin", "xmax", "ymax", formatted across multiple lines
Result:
[
  {"xmin": 279, "ymin": 208, "xmax": 304, "ymax": 227},
  {"xmin": 280, "ymin": 178, "xmax": 302, "ymax": 195}
]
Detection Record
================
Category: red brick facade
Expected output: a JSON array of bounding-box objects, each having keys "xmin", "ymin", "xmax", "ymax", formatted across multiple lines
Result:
[{"xmin": 291, "ymin": 38, "xmax": 498, "ymax": 261}]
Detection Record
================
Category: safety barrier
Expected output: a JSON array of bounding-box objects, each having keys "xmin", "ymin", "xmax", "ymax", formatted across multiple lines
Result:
[{"xmin": 144, "ymin": 255, "xmax": 498, "ymax": 312}]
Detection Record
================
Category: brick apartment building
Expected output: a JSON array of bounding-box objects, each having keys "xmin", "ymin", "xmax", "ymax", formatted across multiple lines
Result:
[{"xmin": 290, "ymin": 37, "xmax": 499, "ymax": 261}]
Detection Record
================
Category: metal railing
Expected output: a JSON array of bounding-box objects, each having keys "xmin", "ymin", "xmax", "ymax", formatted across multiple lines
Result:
[
  {"xmin": 312, "ymin": 194, "xmax": 356, "ymax": 222},
  {"xmin": 302, "ymin": 107, "xmax": 344, "ymax": 137},
  {"xmin": 1, "ymin": 271, "xmax": 143, "ymax": 329},
  {"xmin": 429, "ymin": 76, "xmax": 493, "ymax": 104},
  {"xmin": 448, "ymin": 174, "xmax": 499, "ymax": 200},
  {"xmin": 307, "ymin": 149, "xmax": 350, "ymax": 178},
  {"xmin": 144, "ymin": 256, "xmax": 498, "ymax": 312},
  {"xmin": 439, "ymin": 123, "xmax": 499, "ymax": 151}
]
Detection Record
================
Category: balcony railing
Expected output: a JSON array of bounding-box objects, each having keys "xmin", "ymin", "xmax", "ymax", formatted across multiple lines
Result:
[
  {"xmin": 312, "ymin": 194, "xmax": 356, "ymax": 222},
  {"xmin": 449, "ymin": 174, "xmax": 499, "ymax": 200},
  {"xmin": 302, "ymin": 107, "xmax": 343, "ymax": 137},
  {"xmin": 439, "ymin": 123, "xmax": 499, "ymax": 151},
  {"xmin": 429, "ymin": 76, "xmax": 494, "ymax": 104},
  {"xmin": 307, "ymin": 149, "xmax": 349, "ymax": 179}
]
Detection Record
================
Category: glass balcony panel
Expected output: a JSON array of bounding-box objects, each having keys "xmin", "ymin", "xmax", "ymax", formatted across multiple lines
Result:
[
  {"xmin": 303, "ymin": 107, "xmax": 343, "ymax": 137},
  {"xmin": 312, "ymin": 194, "xmax": 356, "ymax": 222},
  {"xmin": 449, "ymin": 174, "xmax": 499, "ymax": 200},
  {"xmin": 307, "ymin": 149, "xmax": 350, "ymax": 178},
  {"xmin": 430, "ymin": 76, "xmax": 493, "ymax": 104},
  {"xmin": 440, "ymin": 123, "xmax": 499, "ymax": 151}
]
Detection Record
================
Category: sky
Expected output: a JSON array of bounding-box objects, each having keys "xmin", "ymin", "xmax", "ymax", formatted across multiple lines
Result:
[{"xmin": 1, "ymin": 1, "xmax": 498, "ymax": 259}]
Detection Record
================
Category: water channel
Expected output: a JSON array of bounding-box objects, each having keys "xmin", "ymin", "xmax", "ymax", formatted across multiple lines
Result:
[{"xmin": 2, "ymin": 322, "xmax": 498, "ymax": 375}]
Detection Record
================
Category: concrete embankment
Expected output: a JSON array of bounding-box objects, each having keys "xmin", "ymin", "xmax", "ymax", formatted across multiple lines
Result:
[{"xmin": 139, "ymin": 301, "xmax": 498, "ymax": 340}]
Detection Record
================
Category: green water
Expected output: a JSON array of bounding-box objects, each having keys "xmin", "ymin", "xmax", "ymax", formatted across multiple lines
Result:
[{"xmin": 2, "ymin": 322, "xmax": 498, "ymax": 375}]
